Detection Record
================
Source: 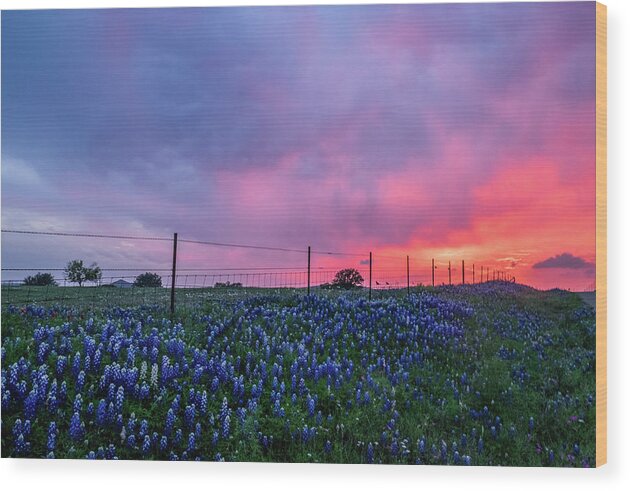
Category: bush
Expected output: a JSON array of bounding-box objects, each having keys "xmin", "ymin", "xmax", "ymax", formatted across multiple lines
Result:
[
  {"xmin": 23, "ymin": 272, "xmax": 57, "ymax": 287},
  {"xmin": 134, "ymin": 272, "xmax": 163, "ymax": 288}
]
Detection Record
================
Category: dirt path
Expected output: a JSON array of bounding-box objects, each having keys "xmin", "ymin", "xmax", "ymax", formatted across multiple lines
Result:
[{"xmin": 576, "ymin": 291, "xmax": 596, "ymax": 309}]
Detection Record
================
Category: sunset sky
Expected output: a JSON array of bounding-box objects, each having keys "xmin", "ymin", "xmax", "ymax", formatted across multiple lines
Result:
[{"xmin": 1, "ymin": 3, "xmax": 596, "ymax": 290}]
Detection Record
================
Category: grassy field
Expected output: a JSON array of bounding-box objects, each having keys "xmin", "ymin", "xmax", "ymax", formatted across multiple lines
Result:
[{"xmin": 0, "ymin": 282, "xmax": 595, "ymax": 466}]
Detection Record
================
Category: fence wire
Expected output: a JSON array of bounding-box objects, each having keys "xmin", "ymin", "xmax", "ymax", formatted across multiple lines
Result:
[{"xmin": 1, "ymin": 228, "xmax": 519, "ymax": 310}]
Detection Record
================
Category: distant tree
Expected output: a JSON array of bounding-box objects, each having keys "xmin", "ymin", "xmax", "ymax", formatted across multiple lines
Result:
[
  {"xmin": 64, "ymin": 260, "xmax": 102, "ymax": 286},
  {"xmin": 23, "ymin": 272, "xmax": 57, "ymax": 287},
  {"xmin": 214, "ymin": 281, "xmax": 243, "ymax": 289},
  {"xmin": 85, "ymin": 263, "xmax": 102, "ymax": 285},
  {"xmin": 331, "ymin": 268, "xmax": 364, "ymax": 289},
  {"xmin": 134, "ymin": 272, "xmax": 163, "ymax": 288}
]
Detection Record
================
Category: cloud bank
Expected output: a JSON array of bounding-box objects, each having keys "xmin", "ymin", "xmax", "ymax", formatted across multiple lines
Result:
[{"xmin": 532, "ymin": 253, "xmax": 595, "ymax": 270}]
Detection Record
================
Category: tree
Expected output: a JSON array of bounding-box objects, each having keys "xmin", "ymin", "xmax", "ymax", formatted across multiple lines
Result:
[
  {"xmin": 85, "ymin": 263, "xmax": 102, "ymax": 285},
  {"xmin": 134, "ymin": 272, "xmax": 162, "ymax": 288},
  {"xmin": 214, "ymin": 281, "xmax": 242, "ymax": 289},
  {"xmin": 23, "ymin": 272, "xmax": 58, "ymax": 287},
  {"xmin": 64, "ymin": 260, "xmax": 101, "ymax": 286},
  {"xmin": 331, "ymin": 268, "xmax": 364, "ymax": 289}
]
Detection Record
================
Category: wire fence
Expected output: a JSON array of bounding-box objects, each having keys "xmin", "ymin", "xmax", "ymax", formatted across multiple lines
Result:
[{"xmin": 1, "ymin": 228, "xmax": 522, "ymax": 310}]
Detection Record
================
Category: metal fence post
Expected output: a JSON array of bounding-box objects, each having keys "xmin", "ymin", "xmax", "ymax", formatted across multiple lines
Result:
[
  {"xmin": 406, "ymin": 255, "xmax": 410, "ymax": 296},
  {"xmin": 170, "ymin": 232, "xmax": 178, "ymax": 315},
  {"xmin": 307, "ymin": 246, "xmax": 311, "ymax": 296},
  {"xmin": 432, "ymin": 258, "xmax": 435, "ymax": 287},
  {"xmin": 448, "ymin": 261, "xmax": 451, "ymax": 285},
  {"xmin": 462, "ymin": 260, "xmax": 465, "ymax": 284},
  {"xmin": 369, "ymin": 252, "xmax": 372, "ymax": 301}
]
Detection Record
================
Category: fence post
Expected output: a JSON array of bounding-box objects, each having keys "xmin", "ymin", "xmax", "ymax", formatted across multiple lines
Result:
[
  {"xmin": 307, "ymin": 246, "xmax": 311, "ymax": 296},
  {"xmin": 406, "ymin": 255, "xmax": 410, "ymax": 296},
  {"xmin": 170, "ymin": 232, "xmax": 178, "ymax": 315},
  {"xmin": 448, "ymin": 261, "xmax": 451, "ymax": 285},
  {"xmin": 432, "ymin": 258, "xmax": 435, "ymax": 287},
  {"xmin": 473, "ymin": 263, "xmax": 475, "ymax": 284},
  {"xmin": 462, "ymin": 260, "xmax": 465, "ymax": 285},
  {"xmin": 369, "ymin": 251, "xmax": 372, "ymax": 301}
]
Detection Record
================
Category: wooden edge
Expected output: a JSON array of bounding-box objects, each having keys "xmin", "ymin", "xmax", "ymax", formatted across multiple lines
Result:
[{"xmin": 595, "ymin": 0, "xmax": 607, "ymax": 468}]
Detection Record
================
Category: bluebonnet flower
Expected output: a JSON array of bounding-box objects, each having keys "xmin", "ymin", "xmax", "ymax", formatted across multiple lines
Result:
[
  {"xmin": 418, "ymin": 437, "xmax": 426, "ymax": 455},
  {"xmin": 160, "ymin": 436, "xmax": 168, "ymax": 452},
  {"xmin": 14, "ymin": 433, "xmax": 29, "ymax": 456},
  {"xmin": 391, "ymin": 440, "xmax": 399, "ymax": 457},
  {"xmin": 69, "ymin": 411, "xmax": 84, "ymax": 441},
  {"xmin": 211, "ymin": 377, "xmax": 219, "ymax": 393},
  {"xmin": 165, "ymin": 408, "xmax": 176, "ymax": 435},
  {"xmin": 77, "ymin": 370, "xmax": 86, "ymax": 391},
  {"xmin": 324, "ymin": 440, "xmax": 332, "ymax": 454},
  {"xmin": 115, "ymin": 386, "xmax": 125, "ymax": 413},
  {"xmin": 13, "ymin": 419, "xmax": 23, "ymax": 440},
  {"xmin": 222, "ymin": 415, "xmax": 231, "ymax": 439},
  {"xmin": 24, "ymin": 390, "xmax": 38, "ymax": 419},
  {"xmin": 127, "ymin": 434, "xmax": 137, "ymax": 448},
  {"xmin": 200, "ymin": 391, "xmax": 208, "ymax": 415},
  {"xmin": 139, "ymin": 382, "xmax": 150, "ymax": 400},
  {"xmin": 72, "ymin": 352, "xmax": 82, "ymax": 377},
  {"xmin": 73, "ymin": 394, "xmax": 83, "ymax": 414},
  {"xmin": 187, "ymin": 433, "xmax": 196, "ymax": 452},
  {"xmin": 174, "ymin": 428, "xmax": 183, "ymax": 445},
  {"xmin": 220, "ymin": 397, "xmax": 230, "ymax": 421},
  {"xmin": 367, "ymin": 443, "xmax": 374, "ymax": 464},
  {"xmin": 47, "ymin": 422, "xmax": 57, "ymax": 452},
  {"xmin": 139, "ymin": 419, "xmax": 149, "ymax": 438},
  {"xmin": 184, "ymin": 404, "xmax": 196, "ymax": 429}
]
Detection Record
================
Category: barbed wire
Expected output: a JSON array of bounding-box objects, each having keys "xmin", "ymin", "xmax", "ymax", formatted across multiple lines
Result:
[{"xmin": 1, "ymin": 229, "xmax": 172, "ymax": 241}]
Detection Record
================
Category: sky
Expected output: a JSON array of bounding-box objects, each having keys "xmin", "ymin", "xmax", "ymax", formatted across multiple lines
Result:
[{"xmin": 1, "ymin": 3, "xmax": 596, "ymax": 290}]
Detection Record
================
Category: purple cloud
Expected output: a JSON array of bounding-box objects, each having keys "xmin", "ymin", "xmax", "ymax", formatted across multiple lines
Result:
[{"xmin": 532, "ymin": 253, "xmax": 594, "ymax": 270}]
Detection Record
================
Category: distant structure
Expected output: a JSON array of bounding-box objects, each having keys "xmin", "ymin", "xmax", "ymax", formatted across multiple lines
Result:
[{"xmin": 111, "ymin": 279, "xmax": 133, "ymax": 288}]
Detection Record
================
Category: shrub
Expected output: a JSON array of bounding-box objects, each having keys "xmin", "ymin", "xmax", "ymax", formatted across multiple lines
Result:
[{"xmin": 23, "ymin": 272, "xmax": 57, "ymax": 287}]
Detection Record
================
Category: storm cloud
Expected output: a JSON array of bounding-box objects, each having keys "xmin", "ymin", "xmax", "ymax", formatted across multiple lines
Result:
[
  {"xmin": 532, "ymin": 253, "xmax": 594, "ymax": 270},
  {"xmin": 1, "ymin": 3, "xmax": 596, "ymax": 290}
]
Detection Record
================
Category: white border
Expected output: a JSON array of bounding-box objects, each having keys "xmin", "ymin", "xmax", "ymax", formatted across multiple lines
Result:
[{"xmin": 1, "ymin": 1, "xmax": 628, "ymax": 490}]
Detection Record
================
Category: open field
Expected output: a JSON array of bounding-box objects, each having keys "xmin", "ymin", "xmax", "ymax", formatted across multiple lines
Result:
[{"xmin": 1, "ymin": 282, "xmax": 595, "ymax": 465}]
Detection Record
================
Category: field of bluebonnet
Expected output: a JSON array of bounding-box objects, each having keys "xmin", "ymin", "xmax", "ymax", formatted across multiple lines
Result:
[{"xmin": 1, "ymin": 282, "xmax": 596, "ymax": 466}]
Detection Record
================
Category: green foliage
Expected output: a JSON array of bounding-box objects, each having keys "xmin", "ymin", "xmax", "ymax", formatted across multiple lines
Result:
[
  {"xmin": 23, "ymin": 272, "xmax": 57, "ymax": 286},
  {"xmin": 64, "ymin": 259, "xmax": 102, "ymax": 286},
  {"xmin": 133, "ymin": 272, "xmax": 163, "ymax": 288},
  {"xmin": 331, "ymin": 268, "xmax": 364, "ymax": 289}
]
